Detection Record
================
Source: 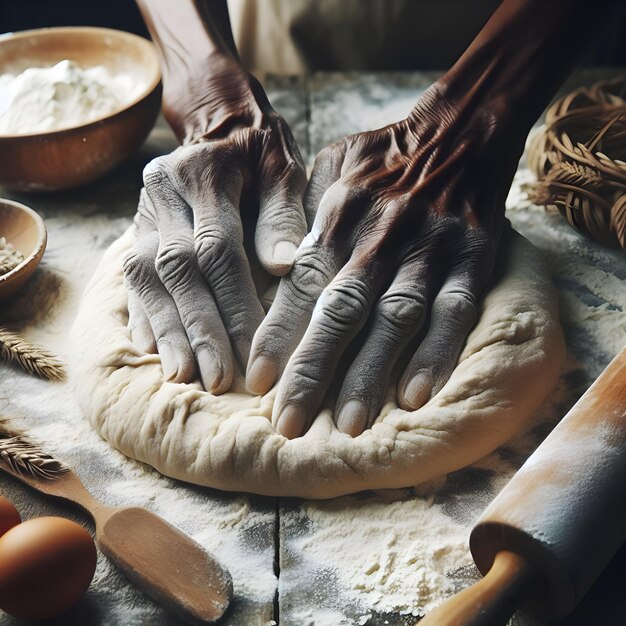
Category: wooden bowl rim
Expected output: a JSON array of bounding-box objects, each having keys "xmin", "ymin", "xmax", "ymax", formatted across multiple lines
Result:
[
  {"xmin": 0, "ymin": 198, "xmax": 47, "ymax": 284},
  {"xmin": 0, "ymin": 26, "xmax": 162, "ymax": 139}
]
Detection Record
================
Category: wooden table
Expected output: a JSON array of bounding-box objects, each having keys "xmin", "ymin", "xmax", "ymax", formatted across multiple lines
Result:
[{"xmin": 0, "ymin": 70, "xmax": 624, "ymax": 626}]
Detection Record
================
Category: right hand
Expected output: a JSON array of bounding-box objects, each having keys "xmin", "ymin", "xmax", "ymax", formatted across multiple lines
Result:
[{"xmin": 123, "ymin": 56, "xmax": 308, "ymax": 393}]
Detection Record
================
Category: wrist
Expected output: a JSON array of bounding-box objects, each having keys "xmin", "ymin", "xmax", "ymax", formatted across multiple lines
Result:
[
  {"xmin": 161, "ymin": 53, "xmax": 275, "ymax": 144},
  {"xmin": 138, "ymin": 0, "xmax": 268, "ymax": 143}
]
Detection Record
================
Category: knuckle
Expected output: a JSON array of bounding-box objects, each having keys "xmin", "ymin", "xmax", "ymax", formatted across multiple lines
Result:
[
  {"xmin": 436, "ymin": 289, "xmax": 477, "ymax": 322},
  {"xmin": 172, "ymin": 145, "xmax": 206, "ymax": 182},
  {"xmin": 316, "ymin": 278, "xmax": 369, "ymax": 330},
  {"xmin": 318, "ymin": 138, "xmax": 346, "ymax": 160},
  {"xmin": 377, "ymin": 290, "xmax": 426, "ymax": 332},
  {"xmin": 155, "ymin": 239, "xmax": 195, "ymax": 287},
  {"xmin": 286, "ymin": 245, "xmax": 335, "ymax": 303},
  {"xmin": 330, "ymin": 180, "xmax": 366, "ymax": 209},
  {"xmin": 143, "ymin": 155, "xmax": 171, "ymax": 189},
  {"xmin": 123, "ymin": 249, "xmax": 156, "ymax": 288},
  {"xmin": 289, "ymin": 362, "xmax": 322, "ymax": 390},
  {"xmin": 258, "ymin": 205, "xmax": 307, "ymax": 241},
  {"xmin": 313, "ymin": 144, "xmax": 339, "ymax": 170},
  {"xmin": 194, "ymin": 228, "xmax": 232, "ymax": 274},
  {"xmin": 316, "ymin": 181, "xmax": 367, "ymax": 238}
]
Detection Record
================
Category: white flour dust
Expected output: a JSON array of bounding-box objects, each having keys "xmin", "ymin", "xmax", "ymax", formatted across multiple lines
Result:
[
  {"xmin": 507, "ymin": 167, "xmax": 626, "ymax": 373},
  {"xmin": 0, "ymin": 60, "xmax": 139, "ymax": 134},
  {"xmin": 285, "ymin": 490, "xmax": 473, "ymax": 622}
]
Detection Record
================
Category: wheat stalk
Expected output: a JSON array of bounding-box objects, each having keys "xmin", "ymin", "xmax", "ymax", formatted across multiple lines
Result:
[
  {"xmin": 526, "ymin": 79, "xmax": 626, "ymax": 249},
  {"xmin": 0, "ymin": 327, "xmax": 65, "ymax": 381},
  {"xmin": 0, "ymin": 419, "xmax": 68, "ymax": 480}
]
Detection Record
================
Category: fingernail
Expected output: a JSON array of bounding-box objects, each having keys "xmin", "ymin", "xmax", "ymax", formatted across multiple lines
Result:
[
  {"xmin": 247, "ymin": 355, "xmax": 278, "ymax": 394},
  {"xmin": 272, "ymin": 241, "xmax": 298, "ymax": 265},
  {"xmin": 401, "ymin": 370, "xmax": 432, "ymax": 410},
  {"xmin": 158, "ymin": 341, "xmax": 178, "ymax": 381},
  {"xmin": 275, "ymin": 404, "xmax": 307, "ymax": 439},
  {"xmin": 196, "ymin": 347, "xmax": 227, "ymax": 394},
  {"xmin": 336, "ymin": 399, "xmax": 368, "ymax": 437}
]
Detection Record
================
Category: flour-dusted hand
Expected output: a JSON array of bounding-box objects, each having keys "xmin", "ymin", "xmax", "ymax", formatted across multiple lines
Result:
[
  {"xmin": 126, "ymin": 0, "xmax": 307, "ymax": 392},
  {"xmin": 247, "ymin": 0, "xmax": 612, "ymax": 439},
  {"xmin": 247, "ymin": 82, "xmax": 521, "ymax": 438}
]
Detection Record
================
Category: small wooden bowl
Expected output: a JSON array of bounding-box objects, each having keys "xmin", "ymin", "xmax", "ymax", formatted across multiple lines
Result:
[
  {"xmin": 0, "ymin": 27, "xmax": 162, "ymax": 192},
  {"xmin": 0, "ymin": 199, "xmax": 47, "ymax": 301}
]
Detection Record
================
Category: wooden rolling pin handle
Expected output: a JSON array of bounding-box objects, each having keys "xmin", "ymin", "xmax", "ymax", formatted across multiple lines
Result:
[
  {"xmin": 419, "ymin": 347, "xmax": 625, "ymax": 626},
  {"xmin": 418, "ymin": 551, "xmax": 536, "ymax": 626},
  {"xmin": 470, "ymin": 346, "xmax": 626, "ymax": 619}
]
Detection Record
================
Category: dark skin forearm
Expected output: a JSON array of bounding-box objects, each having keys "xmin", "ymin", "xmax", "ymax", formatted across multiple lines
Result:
[
  {"xmin": 441, "ymin": 0, "xmax": 615, "ymax": 147},
  {"xmin": 249, "ymin": 0, "xmax": 618, "ymax": 437},
  {"xmin": 135, "ymin": 0, "xmax": 273, "ymax": 143}
]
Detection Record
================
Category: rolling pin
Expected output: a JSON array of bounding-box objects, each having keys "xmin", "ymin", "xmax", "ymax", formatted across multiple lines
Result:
[{"xmin": 419, "ymin": 345, "xmax": 626, "ymax": 625}]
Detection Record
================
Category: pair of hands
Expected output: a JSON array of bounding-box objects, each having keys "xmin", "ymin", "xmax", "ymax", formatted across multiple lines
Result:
[{"xmin": 124, "ymin": 56, "xmax": 510, "ymax": 439}]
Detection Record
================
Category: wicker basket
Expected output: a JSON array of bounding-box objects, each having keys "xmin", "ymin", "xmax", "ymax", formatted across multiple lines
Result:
[{"xmin": 526, "ymin": 78, "xmax": 626, "ymax": 250}]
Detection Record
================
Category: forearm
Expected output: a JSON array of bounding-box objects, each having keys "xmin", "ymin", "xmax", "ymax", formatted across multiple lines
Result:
[
  {"xmin": 439, "ymin": 0, "xmax": 616, "ymax": 139},
  {"xmin": 136, "ymin": 0, "xmax": 272, "ymax": 143}
]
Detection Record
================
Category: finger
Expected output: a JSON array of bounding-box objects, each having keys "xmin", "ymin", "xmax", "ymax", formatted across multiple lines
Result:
[
  {"xmin": 398, "ymin": 233, "xmax": 495, "ymax": 410},
  {"xmin": 335, "ymin": 256, "xmax": 435, "ymax": 436},
  {"xmin": 272, "ymin": 256, "xmax": 386, "ymax": 439},
  {"xmin": 246, "ymin": 178, "xmax": 361, "ymax": 394},
  {"xmin": 173, "ymin": 146, "xmax": 266, "ymax": 369},
  {"xmin": 246, "ymin": 234, "xmax": 340, "ymax": 394},
  {"xmin": 246, "ymin": 177, "xmax": 368, "ymax": 396},
  {"xmin": 123, "ymin": 196, "xmax": 195, "ymax": 383},
  {"xmin": 127, "ymin": 288, "xmax": 156, "ymax": 353},
  {"xmin": 144, "ymin": 167, "xmax": 236, "ymax": 395},
  {"xmin": 302, "ymin": 143, "xmax": 346, "ymax": 226},
  {"xmin": 255, "ymin": 158, "xmax": 308, "ymax": 276}
]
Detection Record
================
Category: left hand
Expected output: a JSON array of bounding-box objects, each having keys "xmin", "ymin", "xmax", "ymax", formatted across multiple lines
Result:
[
  {"xmin": 123, "ymin": 53, "xmax": 308, "ymax": 394},
  {"xmin": 246, "ymin": 83, "xmax": 520, "ymax": 438}
]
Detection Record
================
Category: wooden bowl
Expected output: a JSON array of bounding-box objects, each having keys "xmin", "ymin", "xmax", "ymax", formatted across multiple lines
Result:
[
  {"xmin": 0, "ymin": 199, "xmax": 47, "ymax": 301},
  {"xmin": 0, "ymin": 27, "xmax": 162, "ymax": 192}
]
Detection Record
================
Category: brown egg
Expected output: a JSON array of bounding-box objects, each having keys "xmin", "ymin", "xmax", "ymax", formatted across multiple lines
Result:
[
  {"xmin": 0, "ymin": 497, "xmax": 20, "ymax": 537},
  {"xmin": 0, "ymin": 516, "xmax": 97, "ymax": 619}
]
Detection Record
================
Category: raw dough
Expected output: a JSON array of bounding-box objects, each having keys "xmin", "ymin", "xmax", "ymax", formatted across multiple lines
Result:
[{"xmin": 70, "ymin": 226, "xmax": 564, "ymax": 499}]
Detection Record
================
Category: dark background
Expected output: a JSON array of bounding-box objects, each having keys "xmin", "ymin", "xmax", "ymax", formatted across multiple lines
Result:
[{"xmin": 1, "ymin": 0, "xmax": 626, "ymax": 69}]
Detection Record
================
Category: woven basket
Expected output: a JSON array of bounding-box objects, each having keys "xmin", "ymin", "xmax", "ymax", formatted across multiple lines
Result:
[{"xmin": 526, "ymin": 78, "xmax": 626, "ymax": 250}]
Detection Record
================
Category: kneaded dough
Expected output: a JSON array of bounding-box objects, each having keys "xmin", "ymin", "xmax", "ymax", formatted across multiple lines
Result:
[{"xmin": 70, "ymin": 226, "xmax": 564, "ymax": 499}]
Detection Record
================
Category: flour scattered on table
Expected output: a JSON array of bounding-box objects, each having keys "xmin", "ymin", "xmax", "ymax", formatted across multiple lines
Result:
[
  {"xmin": 507, "ymin": 167, "xmax": 626, "ymax": 374},
  {"xmin": 286, "ymin": 491, "xmax": 473, "ymax": 622},
  {"xmin": 0, "ymin": 60, "xmax": 140, "ymax": 134}
]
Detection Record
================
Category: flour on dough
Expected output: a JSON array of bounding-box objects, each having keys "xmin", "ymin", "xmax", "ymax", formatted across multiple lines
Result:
[{"xmin": 70, "ymin": 226, "xmax": 564, "ymax": 498}]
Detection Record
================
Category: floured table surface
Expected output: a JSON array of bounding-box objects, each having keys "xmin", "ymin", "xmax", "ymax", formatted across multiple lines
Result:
[{"xmin": 1, "ymin": 70, "xmax": 624, "ymax": 626}]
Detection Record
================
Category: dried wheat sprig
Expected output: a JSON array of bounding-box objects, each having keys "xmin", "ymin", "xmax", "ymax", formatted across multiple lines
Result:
[
  {"xmin": 545, "ymin": 161, "xmax": 604, "ymax": 188},
  {"xmin": 0, "ymin": 417, "xmax": 69, "ymax": 480},
  {"xmin": 526, "ymin": 78, "xmax": 626, "ymax": 249},
  {"xmin": 0, "ymin": 327, "xmax": 65, "ymax": 381},
  {"xmin": 0, "ymin": 432, "xmax": 69, "ymax": 480}
]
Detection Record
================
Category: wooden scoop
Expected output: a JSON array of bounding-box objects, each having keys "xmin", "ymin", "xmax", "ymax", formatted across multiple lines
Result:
[
  {"xmin": 419, "ymin": 346, "xmax": 626, "ymax": 625},
  {"xmin": 0, "ymin": 442, "xmax": 233, "ymax": 625}
]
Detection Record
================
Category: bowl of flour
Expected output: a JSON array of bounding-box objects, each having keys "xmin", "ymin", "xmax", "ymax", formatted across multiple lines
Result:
[
  {"xmin": 0, "ymin": 199, "xmax": 47, "ymax": 300},
  {"xmin": 0, "ymin": 27, "xmax": 161, "ymax": 191}
]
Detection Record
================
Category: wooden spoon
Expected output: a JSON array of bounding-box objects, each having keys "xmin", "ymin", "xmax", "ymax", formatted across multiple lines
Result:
[{"xmin": 0, "ymin": 442, "xmax": 232, "ymax": 625}]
